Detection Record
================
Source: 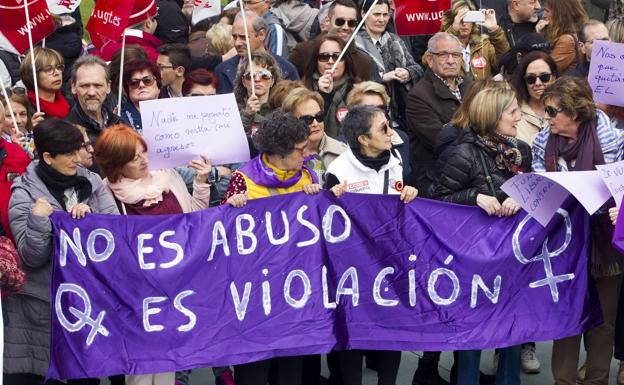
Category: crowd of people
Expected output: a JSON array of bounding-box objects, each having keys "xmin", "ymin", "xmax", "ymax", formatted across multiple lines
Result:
[{"xmin": 2, "ymin": 0, "xmax": 624, "ymax": 384}]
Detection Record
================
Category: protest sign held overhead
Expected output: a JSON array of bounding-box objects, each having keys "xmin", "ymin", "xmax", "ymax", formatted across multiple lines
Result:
[
  {"xmin": 140, "ymin": 94, "xmax": 250, "ymax": 169},
  {"xmin": 0, "ymin": 0, "xmax": 56, "ymax": 54},
  {"xmin": 48, "ymin": 193, "xmax": 599, "ymax": 380},
  {"xmin": 393, "ymin": 0, "xmax": 451, "ymax": 36},
  {"xmin": 588, "ymin": 40, "xmax": 624, "ymax": 107}
]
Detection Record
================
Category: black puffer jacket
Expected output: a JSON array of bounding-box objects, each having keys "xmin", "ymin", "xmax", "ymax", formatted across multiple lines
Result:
[{"xmin": 431, "ymin": 127, "xmax": 532, "ymax": 205}]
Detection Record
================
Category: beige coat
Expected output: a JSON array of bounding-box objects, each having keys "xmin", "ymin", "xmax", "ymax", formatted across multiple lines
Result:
[{"xmin": 516, "ymin": 103, "xmax": 546, "ymax": 147}]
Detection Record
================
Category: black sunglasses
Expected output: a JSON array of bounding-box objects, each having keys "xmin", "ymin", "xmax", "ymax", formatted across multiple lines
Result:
[
  {"xmin": 318, "ymin": 52, "xmax": 340, "ymax": 63},
  {"xmin": 128, "ymin": 76, "xmax": 157, "ymax": 89},
  {"xmin": 299, "ymin": 111, "xmax": 325, "ymax": 125},
  {"xmin": 545, "ymin": 105, "xmax": 564, "ymax": 118},
  {"xmin": 334, "ymin": 18, "xmax": 358, "ymax": 28},
  {"xmin": 524, "ymin": 73, "xmax": 552, "ymax": 85}
]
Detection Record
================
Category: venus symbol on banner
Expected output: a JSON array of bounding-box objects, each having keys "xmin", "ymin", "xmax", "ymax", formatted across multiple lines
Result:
[
  {"xmin": 55, "ymin": 283, "xmax": 109, "ymax": 346},
  {"xmin": 512, "ymin": 209, "xmax": 574, "ymax": 303}
]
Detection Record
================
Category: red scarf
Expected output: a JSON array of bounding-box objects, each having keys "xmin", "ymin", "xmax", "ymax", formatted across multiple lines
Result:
[{"xmin": 27, "ymin": 89, "xmax": 70, "ymax": 118}]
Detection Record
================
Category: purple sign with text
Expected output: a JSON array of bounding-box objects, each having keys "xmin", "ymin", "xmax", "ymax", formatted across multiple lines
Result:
[
  {"xmin": 48, "ymin": 192, "xmax": 600, "ymax": 380},
  {"xmin": 588, "ymin": 40, "xmax": 624, "ymax": 106}
]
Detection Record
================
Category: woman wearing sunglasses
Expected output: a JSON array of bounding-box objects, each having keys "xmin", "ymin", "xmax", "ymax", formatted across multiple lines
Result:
[
  {"xmin": 302, "ymin": 33, "xmax": 367, "ymax": 140},
  {"xmin": 233, "ymin": 51, "xmax": 282, "ymax": 141},
  {"xmin": 282, "ymin": 87, "xmax": 347, "ymax": 183},
  {"xmin": 20, "ymin": 47, "xmax": 70, "ymax": 119},
  {"xmin": 531, "ymin": 76, "xmax": 624, "ymax": 385},
  {"xmin": 121, "ymin": 59, "xmax": 162, "ymax": 133},
  {"xmin": 511, "ymin": 51, "xmax": 558, "ymax": 146},
  {"xmin": 325, "ymin": 105, "xmax": 417, "ymax": 385}
]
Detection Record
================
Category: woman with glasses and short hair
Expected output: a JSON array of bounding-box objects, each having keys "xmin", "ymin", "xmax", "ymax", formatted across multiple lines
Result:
[
  {"xmin": 20, "ymin": 47, "xmax": 70, "ymax": 119},
  {"xmin": 302, "ymin": 33, "xmax": 368, "ymax": 139},
  {"xmin": 121, "ymin": 59, "xmax": 162, "ymax": 133},
  {"xmin": 532, "ymin": 76, "xmax": 624, "ymax": 385},
  {"xmin": 282, "ymin": 87, "xmax": 347, "ymax": 183},
  {"xmin": 511, "ymin": 51, "xmax": 559, "ymax": 146}
]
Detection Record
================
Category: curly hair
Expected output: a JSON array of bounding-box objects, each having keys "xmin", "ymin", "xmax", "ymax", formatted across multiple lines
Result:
[
  {"xmin": 541, "ymin": 76, "xmax": 596, "ymax": 123},
  {"xmin": 542, "ymin": 0, "xmax": 588, "ymax": 43},
  {"xmin": 233, "ymin": 51, "xmax": 281, "ymax": 104},
  {"xmin": 253, "ymin": 112, "xmax": 310, "ymax": 156}
]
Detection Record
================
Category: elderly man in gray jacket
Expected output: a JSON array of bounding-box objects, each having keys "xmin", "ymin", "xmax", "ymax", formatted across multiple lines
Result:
[{"xmin": 6, "ymin": 118, "xmax": 118, "ymax": 384}]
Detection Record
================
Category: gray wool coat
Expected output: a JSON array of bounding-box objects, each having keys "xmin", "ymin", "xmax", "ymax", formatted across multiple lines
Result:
[{"xmin": 6, "ymin": 162, "xmax": 118, "ymax": 377}]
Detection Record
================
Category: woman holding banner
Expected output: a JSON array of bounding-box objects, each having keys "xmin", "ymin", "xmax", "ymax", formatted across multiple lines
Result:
[
  {"xmin": 430, "ymin": 87, "xmax": 530, "ymax": 385},
  {"xmin": 222, "ymin": 111, "xmax": 322, "ymax": 385},
  {"xmin": 326, "ymin": 104, "xmax": 417, "ymax": 385},
  {"xmin": 302, "ymin": 33, "xmax": 367, "ymax": 139},
  {"xmin": 94, "ymin": 124, "xmax": 212, "ymax": 385},
  {"xmin": 20, "ymin": 47, "xmax": 71, "ymax": 119},
  {"xmin": 532, "ymin": 76, "xmax": 624, "ymax": 385},
  {"xmin": 6, "ymin": 118, "xmax": 118, "ymax": 385}
]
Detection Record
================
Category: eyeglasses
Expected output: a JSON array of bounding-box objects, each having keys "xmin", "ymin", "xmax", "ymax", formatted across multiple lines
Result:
[
  {"xmin": 299, "ymin": 111, "xmax": 325, "ymax": 125},
  {"xmin": 243, "ymin": 69, "xmax": 273, "ymax": 81},
  {"xmin": 189, "ymin": 92, "xmax": 215, "ymax": 96},
  {"xmin": 318, "ymin": 52, "xmax": 340, "ymax": 62},
  {"xmin": 430, "ymin": 51, "xmax": 462, "ymax": 60},
  {"xmin": 294, "ymin": 143, "xmax": 308, "ymax": 155},
  {"xmin": 81, "ymin": 141, "xmax": 93, "ymax": 150},
  {"xmin": 334, "ymin": 18, "xmax": 358, "ymax": 28},
  {"xmin": 128, "ymin": 76, "xmax": 157, "ymax": 89},
  {"xmin": 545, "ymin": 105, "xmax": 564, "ymax": 118},
  {"xmin": 585, "ymin": 37, "xmax": 610, "ymax": 44},
  {"xmin": 524, "ymin": 73, "xmax": 552, "ymax": 85},
  {"xmin": 157, "ymin": 64, "xmax": 175, "ymax": 71},
  {"xmin": 39, "ymin": 64, "xmax": 65, "ymax": 74}
]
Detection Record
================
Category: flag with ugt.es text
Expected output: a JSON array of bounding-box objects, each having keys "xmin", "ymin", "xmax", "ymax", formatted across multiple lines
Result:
[
  {"xmin": 0, "ymin": 0, "xmax": 56, "ymax": 54},
  {"xmin": 393, "ymin": 0, "xmax": 451, "ymax": 36}
]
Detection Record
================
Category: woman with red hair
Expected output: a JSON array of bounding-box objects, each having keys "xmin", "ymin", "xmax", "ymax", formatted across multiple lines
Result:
[{"xmin": 182, "ymin": 69, "xmax": 219, "ymax": 96}]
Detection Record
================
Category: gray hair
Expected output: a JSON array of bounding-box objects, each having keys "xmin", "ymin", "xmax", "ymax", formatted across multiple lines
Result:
[
  {"xmin": 342, "ymin": 105, "xmax": 384, "ymax": 149},
  {"xmin": 427, "ymin": 32, "xmax": 462, "ymax": 53},
  {"xmin": 234, "ymin": 10, "xmax": 269, "ymax": 35},
  {"xmin": 71, "ymin": 55, "xmax": 111, "ymax": 84}
]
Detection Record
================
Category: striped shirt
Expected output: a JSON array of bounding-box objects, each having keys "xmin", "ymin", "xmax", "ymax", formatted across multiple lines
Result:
[{"xmin": 532, "ymin": 109, "xmax": 624, "ymax": 172}]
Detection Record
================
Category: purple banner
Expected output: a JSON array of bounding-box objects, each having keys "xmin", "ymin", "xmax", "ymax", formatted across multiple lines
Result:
[{"xmin": 48, "ymin": 192, "xmax": 600, "ymax": 380}]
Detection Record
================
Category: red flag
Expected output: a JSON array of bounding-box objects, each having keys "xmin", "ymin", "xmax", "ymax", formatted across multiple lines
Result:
[
  {"xmin": 393, "ymin": 0, "xmax": 451, "ymax": 36},
  {"xmin": 0, "ymin": 0, "xmax": 56, "ymax": 54},
  {"xmin": 86, "ymin": 0, "xmax": 157, "ymax": 47},
  {"xmin": 86, "ymin": 0, "xmax": 134, "ymax": 43}
]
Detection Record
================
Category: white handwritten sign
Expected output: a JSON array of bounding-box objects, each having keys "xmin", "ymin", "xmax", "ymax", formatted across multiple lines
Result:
[
  {"xmin": 588, "ymin": 40, "xmax": 624, "ymax": 106},
  {"xmin": 596, "ymin": 160, "xmax": 624, "ymax": 207},
  {"xmin": 140, "ymin": 94, "xmax": 250, "ymax": 170},
  {"xmin": 502, "ymin": 171, "xmax": 612, "ymax": 226}
]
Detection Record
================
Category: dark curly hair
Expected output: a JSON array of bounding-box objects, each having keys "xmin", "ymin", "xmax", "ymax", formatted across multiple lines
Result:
[{"xmin": 253, "ymin": 112, "xmax": 310, "ymax": 156}]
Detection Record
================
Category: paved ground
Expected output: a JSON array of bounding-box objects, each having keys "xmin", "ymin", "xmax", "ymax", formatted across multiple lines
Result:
[{"xmin": 102, "ymin": 341, "xmax": 623, "ymax": 384}]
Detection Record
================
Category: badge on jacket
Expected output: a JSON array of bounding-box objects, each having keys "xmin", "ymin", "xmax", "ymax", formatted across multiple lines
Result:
[{"xmin": 471, "ymin": 56, "xmax": 487, "ymax": 70}]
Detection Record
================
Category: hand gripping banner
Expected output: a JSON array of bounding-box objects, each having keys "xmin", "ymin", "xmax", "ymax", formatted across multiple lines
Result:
[{"xmin": 48, "ymin": 192, "xmax": 601, "ymax": 379}]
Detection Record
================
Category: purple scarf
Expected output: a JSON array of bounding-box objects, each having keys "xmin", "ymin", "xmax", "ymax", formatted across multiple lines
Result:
[
  {"xmin": 239, "ymin": 154, "xmax": 319, "ymax": 189},
  {"xmin": 544, "ymin": 118, "xmax": 605, "ymax": 172}
]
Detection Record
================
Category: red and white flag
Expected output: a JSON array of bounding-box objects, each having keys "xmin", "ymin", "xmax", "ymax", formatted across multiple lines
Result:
[
  {"xmin": 192, "ymin": 0, "xmax": 220, "ymax": 26},
  {"xmin": 0, "ymin": 0, "xmax": 56, "ymax": 54},
  {"xmin": 46, "ymin": 0, "xmax": 81, "ymax": 14},
  {"xmin": 86, "ymin": 0, "xmax": 134, "ymax": 44},
  {"xmin": 393, "ymin": 0, "xmax": 451, "ymax": 36}
]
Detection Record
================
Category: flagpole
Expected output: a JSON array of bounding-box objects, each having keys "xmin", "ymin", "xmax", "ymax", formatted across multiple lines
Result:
[
  {"xmin": 117, "ymin": 30, "xmax": 127, "ymax": 115},
  {"xmin": 331, "ymin": 0, "xmax": 379, "ymax": 73},
  {"xmin": 0, "ymin": 83, "xmax": 19, "ymax": 134},
  {"xmin": 239, "ymin": 0, "xmax": 255, "ymax": 97},
  {"xmin": 24, "ymin": 0, "xmax": 41, "ymax": 113}
]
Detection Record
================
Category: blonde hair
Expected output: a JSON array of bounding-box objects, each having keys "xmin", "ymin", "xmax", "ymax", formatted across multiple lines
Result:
[
  {"xmin": 346, "ymin": 81, "xmax": 390, "ymax": 106},
  {"xmin": 281, "ymin": 87, "xmax": 324, "ymax": 113},
  {"xmin": 206, "ymin": 23, "xmax": 234, "ymax": 56},
  {"xmin": 441, "ymin": 0, "xmax": 481, "ymax": 43},
  {"xmin": 20, "ymin": 47, "xmax": 64, "ymax": 91},
  {"xmin": 468, "ymin": 87, "xmax": 517, "ymax": 136},
  {"xmin": 608, "ymin": 17, "xmax": 624, "ymax": 43}
]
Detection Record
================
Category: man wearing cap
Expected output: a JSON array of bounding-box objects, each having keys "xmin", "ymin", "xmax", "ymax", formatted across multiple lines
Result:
[
  {"xmin": 215, "ymin": 11, "xmax": 299, "ymax": 94},
  {"xmin": 288, "ymin": 0, "xmax": 375, "ymax": 79}
]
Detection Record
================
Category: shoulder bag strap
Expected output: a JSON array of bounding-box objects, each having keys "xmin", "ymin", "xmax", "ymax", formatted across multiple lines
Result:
[{"xmin": 478, "ymin": 149, "xmax": 497, "ymax": 196}]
